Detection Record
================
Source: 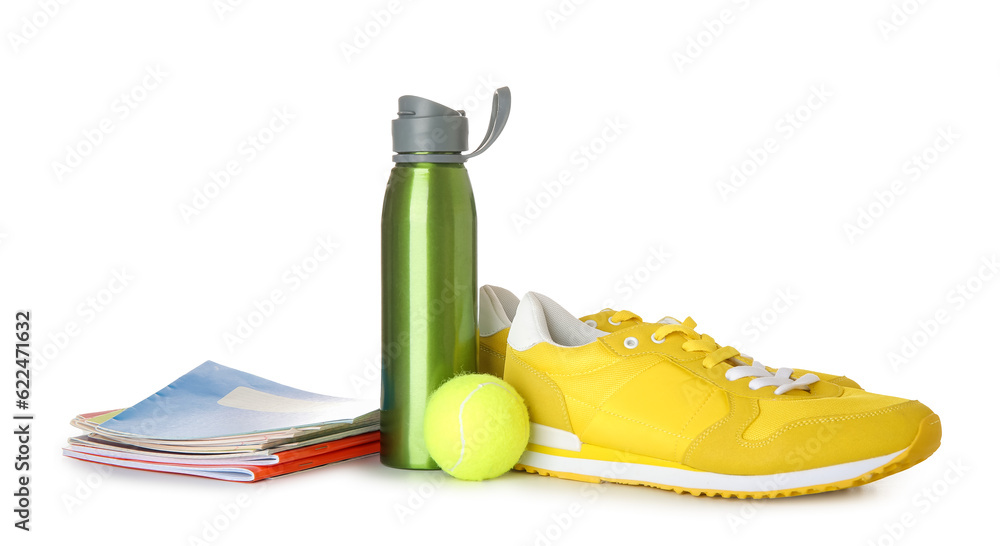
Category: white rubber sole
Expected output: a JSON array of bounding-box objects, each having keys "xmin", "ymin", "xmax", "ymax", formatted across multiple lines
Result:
[
  {"xmin": 518, "ymin": 448, "xmax": 903, "ymax": 493},
  {"xmin": 518, "ymin": 422, "xmax": 904, "ymax": 494}
]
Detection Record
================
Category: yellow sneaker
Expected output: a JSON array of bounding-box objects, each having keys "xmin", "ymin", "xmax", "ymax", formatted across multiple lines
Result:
[
  {"xmin": 479, "ymin": 285, "xmax": 860, "ymax": 389},
  {"xmin": 504, "ymin": 291, "xmax": 941, "ymax": 498}
]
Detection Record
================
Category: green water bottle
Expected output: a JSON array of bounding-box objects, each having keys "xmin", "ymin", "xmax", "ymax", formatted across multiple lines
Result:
[{"xmin": 380, "ymin": 87, "xmax": 511, "ymax": 469}]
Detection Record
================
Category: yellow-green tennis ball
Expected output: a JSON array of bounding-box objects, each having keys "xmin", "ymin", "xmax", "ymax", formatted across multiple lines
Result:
[{"xmin": 424, "ymin": 374, "xmax": 530, "ymax": 481}]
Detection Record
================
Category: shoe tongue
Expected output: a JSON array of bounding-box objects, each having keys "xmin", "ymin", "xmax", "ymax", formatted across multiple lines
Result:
[{"xmin": 656, "ymin": 316, "xmax": 682, "ymax": 325}]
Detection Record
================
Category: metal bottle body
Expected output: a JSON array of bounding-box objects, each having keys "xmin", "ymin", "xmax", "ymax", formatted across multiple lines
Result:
[{"xmin": 380, "ymin": 161, "xmax": 478, "ymax": 469}]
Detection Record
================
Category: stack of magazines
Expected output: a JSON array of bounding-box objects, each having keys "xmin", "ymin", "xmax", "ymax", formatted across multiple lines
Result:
[{"xmin": 63, "ymin": 361, "xmax": 379, "ymax": 482}]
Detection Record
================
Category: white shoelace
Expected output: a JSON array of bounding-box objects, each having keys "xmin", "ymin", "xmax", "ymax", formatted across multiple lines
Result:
[{"xmin": 724, "ymin": 360, "xmax": 820, "ymax": 395}]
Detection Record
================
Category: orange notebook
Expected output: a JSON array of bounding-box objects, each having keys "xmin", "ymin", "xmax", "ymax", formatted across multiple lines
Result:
[{"xmin": 63, "ymin": 432, "xmax": 380, "ymax": 482}]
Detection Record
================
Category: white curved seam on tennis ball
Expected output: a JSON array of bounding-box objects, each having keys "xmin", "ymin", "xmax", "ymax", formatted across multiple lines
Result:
[{"xmin": 449, "ymin": 381, "xmax": 516, "ymax": 473}]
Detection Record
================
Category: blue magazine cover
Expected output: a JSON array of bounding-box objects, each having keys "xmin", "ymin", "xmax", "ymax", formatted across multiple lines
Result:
[{"xmin": 96, "ymin": 361, "xmax": 377, "ymax": 440}]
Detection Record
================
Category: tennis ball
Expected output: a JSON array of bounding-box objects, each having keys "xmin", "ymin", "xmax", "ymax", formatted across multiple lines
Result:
[{"xmin": 423, "ymin": 373, "xmax": 530, "ymax": 481}]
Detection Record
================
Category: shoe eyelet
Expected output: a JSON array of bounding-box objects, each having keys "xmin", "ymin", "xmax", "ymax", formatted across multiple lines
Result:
[
  {"xmin": 650, "ymin": 334, "xmax": 664, "ymax": 344},
  {"xmin": 623, "ymin": 337, "xmax": 639, "ymax": 349},
  {"xmin": 584, "ymin": 319, "xmax": 597, "ymax": 328},
  {"xmin": 608, "ymin": 317, "xmax": 621, "ymax": 326}
]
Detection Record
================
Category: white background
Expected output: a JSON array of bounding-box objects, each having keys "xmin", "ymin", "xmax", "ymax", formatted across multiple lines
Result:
[{"xmin": 2, "ymin": 1, "xmax": 997, "ymax": 544}]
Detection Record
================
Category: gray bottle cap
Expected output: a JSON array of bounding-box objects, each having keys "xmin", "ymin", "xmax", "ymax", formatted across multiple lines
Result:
[
  {"xmin": 392, "ymin": 87, "xmax": 511, "ymax": 164},
  {"xmin": 392, "ymin": 96, "xmax": 469, "ymax": 154}
]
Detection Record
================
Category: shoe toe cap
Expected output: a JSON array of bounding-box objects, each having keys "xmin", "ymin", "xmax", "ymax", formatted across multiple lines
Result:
[{"xmin": 685, "ymin": 396, "xmax": 938, "ymax": 475}]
